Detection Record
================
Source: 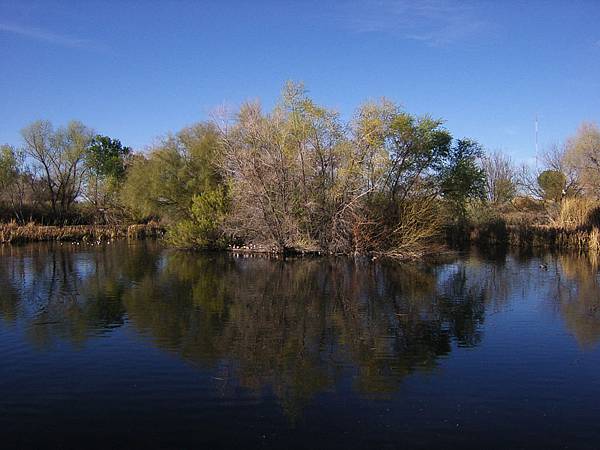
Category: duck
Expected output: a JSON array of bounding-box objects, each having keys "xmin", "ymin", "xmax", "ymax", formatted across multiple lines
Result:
[{"xmin": 539, "ymin": 263, "xmax": 548, "ymax": 270}]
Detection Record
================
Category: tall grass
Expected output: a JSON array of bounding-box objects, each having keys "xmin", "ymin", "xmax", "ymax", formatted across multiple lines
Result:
[
  {"xmin": 468, "ymin": 197, "xmax": 600, "ymax": 254},
  {"xmin": 554, "ymin": 197, "xmax": 600, "ymax": 229},
  {"xmin": 0, "ymin": 221, "xmax": 164, "ymax": 244}
]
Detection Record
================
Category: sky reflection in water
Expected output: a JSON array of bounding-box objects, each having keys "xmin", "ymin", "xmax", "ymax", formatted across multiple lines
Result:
[{"xmin": 1, "ymin": 242, "xmax": 600, "ymax": 449}]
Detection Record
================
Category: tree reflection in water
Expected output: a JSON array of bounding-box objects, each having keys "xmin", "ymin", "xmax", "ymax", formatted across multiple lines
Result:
[{"xmin": 1, "ymin": 242, "xmax": 599, "ymax": 417}]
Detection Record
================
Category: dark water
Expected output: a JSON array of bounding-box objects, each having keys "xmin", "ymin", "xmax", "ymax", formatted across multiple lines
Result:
[{"xmin": 1, "ymin": 242, "xmax": 600, "ymax": 449}]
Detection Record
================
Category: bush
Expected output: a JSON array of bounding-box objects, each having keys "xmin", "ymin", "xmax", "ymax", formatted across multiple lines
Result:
[{"xmin": 167, "ymin": 186, "xmax": 230, "ymax": 249}]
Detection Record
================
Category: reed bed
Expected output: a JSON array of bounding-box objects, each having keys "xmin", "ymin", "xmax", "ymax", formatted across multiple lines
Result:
[
  {"xmin": 470, "ymin": 222, "xmax": 600, "ymax": 253},
  {"xmin": 0, "ymin": 221, "xmax": 164, "ymax": 244},
  {"xmin": 466, "ymin": 198, "xmax": 600, "ymax": 253},
  {"xmin": 553, "ymin": 197, "xmax": 600, "ymax": 229}
]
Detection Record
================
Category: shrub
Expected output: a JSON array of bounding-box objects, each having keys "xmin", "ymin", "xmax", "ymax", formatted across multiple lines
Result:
[{"xmin": 167, "ymin": 186, "xmax": 230, "ymax": 249}]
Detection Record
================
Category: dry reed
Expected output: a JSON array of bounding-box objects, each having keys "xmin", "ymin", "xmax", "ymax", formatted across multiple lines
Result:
[{"xmin": 0, "ymin": 221, "xmax": 164, "ymax": 244}]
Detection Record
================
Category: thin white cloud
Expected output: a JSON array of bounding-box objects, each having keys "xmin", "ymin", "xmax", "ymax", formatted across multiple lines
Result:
[
  {"xmin": 0, "ymin": 22, "xmax": 99, "ymax": 50},
  {"xmin": 333, "ymin": 0, "xmax": 489, "ymax": 46}
]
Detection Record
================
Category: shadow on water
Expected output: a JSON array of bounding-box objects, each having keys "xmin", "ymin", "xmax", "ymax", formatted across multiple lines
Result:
[{"xmin": 1, "ymin": 242, "xmax": 600, "ymax": 420}]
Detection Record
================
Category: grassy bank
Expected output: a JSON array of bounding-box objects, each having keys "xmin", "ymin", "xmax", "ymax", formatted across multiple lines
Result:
[{"xmin": 0, "ymin": 222, "xmax": 165, "ymax": 244}]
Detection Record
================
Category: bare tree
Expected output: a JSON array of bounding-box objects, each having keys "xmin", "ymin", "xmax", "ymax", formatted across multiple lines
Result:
[
  {"xmin": 481, "ymin": 150, "xmax": 516, "ymax": 204},
  {"xmin": 516, "ymin": 162, "xmax": 546, "ymax": 200},
  {"xmin": 542, "ymin": 142, "xmax": 580, "ymax": 196},
  {"xmin": 218, "ymin": 86, "xmax": 457, "ymax": 257},
  {"xmin": 21, "ymin": 120, "xmax": 93, "ymax": 220},
  {"xmin": 219, "ymin": 100, "xmax": 306, "ymax": 250},
  {"xmin": 217, "ymin": 84, "xmax": 371, "ymax": 252},
  {"xmin": 563, "ymin": 122, "xmax": 600, "ymax": 197}
]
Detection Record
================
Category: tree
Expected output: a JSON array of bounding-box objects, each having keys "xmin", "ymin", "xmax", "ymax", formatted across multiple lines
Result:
[
  {"xmin": 440, "ymin": 139, "xmax": 486, "ymax": 218},
  {"xmin": 84, "ymin": 135, "xmax": 131, "ymax": 222},
  {"xmin": 564, "ymin": 122, "xmax": 600, "ymax": 197},
  {"xmin": 481, "ymin": 150, "xmax": 516, "ymax": 204},
  {"xmin": 0, "ymin": 145, "xmax": 33, "ymax": 222},
  {"xmin": 0, "ymin": 145, "xmax": 18, "ymax": 196},
  {"xmin": 537, "ymin": 170, "xmax": 566, "ymax": 202},
  {"xmin": 121, "ymin": 122, "xmax": 224, "ymax": 226},
  {"xmin": 355, "ymin": 100, "xmax": 452, "ymax": 203},
  {"xmin": 351, "ymin": 100, "xmax": 453, "ymax": 256},
  {"xmin": 541, "ymin": 143, "xmax": 579, "ymax": 196},
  {"xmin": 219, "ymin": 82, "xmax": 353, "ymax": 251},
  {"xmin": 21, "ymin": 120, "xmax": 94, "ymax": 220},
  {"xmin": 86, "ymin": 135, "xmax": 131, "ymax": 180},
  {"xmin": 219, "ymin": 99, "xmax": 307, "ymax": 249},
  {"xmin": 215, "ymin": 85, "xmax": 459, "ymax": 257},
  {"xmin": 167, "ymin": 186, "xmax": 230, "ymax": 249}
]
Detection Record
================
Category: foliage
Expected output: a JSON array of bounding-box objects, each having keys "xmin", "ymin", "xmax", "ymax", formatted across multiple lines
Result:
[
  {"xmin": 121, "ymin": 123, "xmax": 224, "ymax": 227},
  {"xmin": 12, "ymin": 85, "xmax": 598, "ymax": 257},
  {"xmin": 440, "ymin": 139, "xmax": 486, "ymax": 218},
  {"xmin": 219, "ymin": 83, "xmax": 352, "ymax": 251},
  {"xmin": 86, "ymin": 135, "xmax": 131, "ymax": 180},
  {"xmin": 167, "ymin": 185, "xmax": 230, "ymax": 249},
  {"xmin": 537, "ymin": 170, "xmax": 566, "ymax": 202},
  {"xmin": 350, "ymin": 100, "xmax": 454, "ymax": 255},
  {"xmin": 83, "ymin": 135, "xmax": 132, "ymax": 223},
  {"xmin": 217, "ymin": 85, "xmax": 467, "ymax": 257},
  {"xmin": 0, "ymin": 145, "xmax": 18, "ymax": 189},
  {"xmin": 541, "ymin": 143, "xmax": 580, "ymax": 197}
]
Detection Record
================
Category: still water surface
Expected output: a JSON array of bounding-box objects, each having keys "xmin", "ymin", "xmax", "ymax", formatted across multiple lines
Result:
[{"xmin": 1, "ymin": 242, "xmax": 600, "ymax": 449}]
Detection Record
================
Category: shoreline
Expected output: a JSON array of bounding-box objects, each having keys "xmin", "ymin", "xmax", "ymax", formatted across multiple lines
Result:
[
  {"xmin": 0, "ymin": 223, "xmax": 165, "ymax": 244},
  {"xmin": 2, "ymin": 222, "xmax": 599, "ymax": 259}
]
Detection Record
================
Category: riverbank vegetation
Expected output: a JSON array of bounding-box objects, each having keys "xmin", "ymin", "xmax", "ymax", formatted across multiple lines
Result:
[
  {"xmin": 0, "ymin": 222, "xmax": 163, "ymax": 244},
  {"xmin": 2, "ymin": 83, "xmax": 600, "ymax": 257}
]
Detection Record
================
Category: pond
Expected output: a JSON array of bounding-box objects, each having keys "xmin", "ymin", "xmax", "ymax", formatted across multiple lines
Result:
[{"xmin": 1, "ymin": 242, "xmax": 600, "ymax": 449}]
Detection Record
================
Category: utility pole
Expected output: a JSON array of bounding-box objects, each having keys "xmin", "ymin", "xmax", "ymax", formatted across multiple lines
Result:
[{"xmin": 535, "ymin": 115, "xmax": 539, "ymax": 167}]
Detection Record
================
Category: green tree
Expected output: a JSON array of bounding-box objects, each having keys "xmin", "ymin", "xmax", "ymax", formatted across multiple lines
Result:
[
  {"xmin": 121, "ymin": 123, "xmax": 224, "ymax": 221},
  {"xmin": 86, "ymin": 135, "xmax": 131, "ymax": 180},
  {"xmin": 355, "ymin": 100, "xmax": 452, "ymax": 202},
  {"xmin": 351, "ymin": 100, "xmax": 453, "ymax": 256},
  {"xmin": 0, "ymin": 145, "xmax": 18, "ymax": 219},
  {"xmin": 0, "ymin": 145, "xmax": 18, "ymax": 193},
  {"xmin": 0, "ymin": 145, "xmax": 30, "ymax": 222},
  {"xmin": 168, "ymin": 186, "xmax": 230, "ymax": 249},
  {"xmin": 84, "ymin": 135, "xmax": 132, "ymax": 222},
  {"xmin": 440, "ymin": 139, "xmax": 486, "ymax": 218},
  {"xmin": 537, "ymin": 169, "xmax": 566, "ymax": 202}
]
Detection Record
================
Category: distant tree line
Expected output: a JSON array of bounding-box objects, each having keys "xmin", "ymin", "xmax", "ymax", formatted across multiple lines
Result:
[
  {"xmin": 0, "ymin": 121, "xmax": 130, "ymax": 224},
  {"xmin": 2, "ymin": 82, "xmax": 599, "ymax": 256}
]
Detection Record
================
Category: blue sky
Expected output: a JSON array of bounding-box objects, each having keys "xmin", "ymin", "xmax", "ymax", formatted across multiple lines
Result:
[{"xmin": 1, "ymin": 0, "xmax": 599, "ymax": 162}]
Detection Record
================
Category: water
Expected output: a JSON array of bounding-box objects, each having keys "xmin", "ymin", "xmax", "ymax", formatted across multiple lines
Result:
[{"xmin": 1, "ymin": 242, "xmax": 600, "ymax": 449}]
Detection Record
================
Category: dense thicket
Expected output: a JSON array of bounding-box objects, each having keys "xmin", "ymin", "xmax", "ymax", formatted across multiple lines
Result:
[
  {"xmin": 2, "ymin": 83, "xmax": 599, "ymax": 257},
  {"xmin": 118, "ymin": 84, "xmax": 490, "ymax": 256}
]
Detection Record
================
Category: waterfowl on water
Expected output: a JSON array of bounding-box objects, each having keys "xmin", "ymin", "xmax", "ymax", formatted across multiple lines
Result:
[{"xmin": 539, "ymin": 264, "xmax": 548, "ymax": 270}]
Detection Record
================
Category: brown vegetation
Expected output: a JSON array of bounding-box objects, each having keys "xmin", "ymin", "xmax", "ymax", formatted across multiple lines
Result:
[
  {"xmin": 469, "ymin": 197, "xmax": 600, "ymax": 253},
  {"xmin": 0, "ymin": 221, "xmax": 164, "ymax": 244}
]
